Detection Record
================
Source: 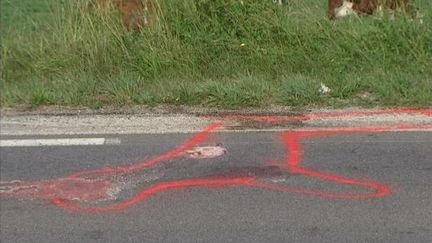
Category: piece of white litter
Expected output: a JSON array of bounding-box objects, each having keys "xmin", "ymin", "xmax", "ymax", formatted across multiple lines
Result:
[
  {"xmin": 319, "ymin": 83, "xmax": 331, "ymax": 94},
  {"xmin": 185, "ymin": 146, "xmax": 227, "ymax": 159}
]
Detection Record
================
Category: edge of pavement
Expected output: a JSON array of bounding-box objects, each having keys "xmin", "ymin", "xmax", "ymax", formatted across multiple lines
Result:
[{"xmin": 1, "ymin": 106, "xmax": 432, "ymax": 136}]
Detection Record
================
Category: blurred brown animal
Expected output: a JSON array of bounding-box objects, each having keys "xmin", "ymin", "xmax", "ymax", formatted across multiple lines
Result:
[
  {"xmin": 327, "ymin": 0, "xmax": 418, "ymax": 20},
  {"xmin": 89, "ymin": 0, "xmax": 157, "ymax": 31}
]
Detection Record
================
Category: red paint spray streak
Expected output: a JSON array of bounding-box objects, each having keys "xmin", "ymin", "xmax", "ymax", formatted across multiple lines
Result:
[
  {"xmin": 1, "ymin": 109, "xmax": 431, "ymax": 213},
  {"xmin": 257, "ymin": 129, "xmax": 392, "ymax": 199}
]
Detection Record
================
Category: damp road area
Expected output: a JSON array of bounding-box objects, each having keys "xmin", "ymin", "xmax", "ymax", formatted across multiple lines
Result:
[{"xmin": 1, "ymin": 131, "xmax": 431, "ymax": 242}]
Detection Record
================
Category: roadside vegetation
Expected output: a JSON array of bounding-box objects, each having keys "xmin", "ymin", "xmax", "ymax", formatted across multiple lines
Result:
[{"xmin": 1, "ymin": 0, "xmax": 431, "ymax": 109}]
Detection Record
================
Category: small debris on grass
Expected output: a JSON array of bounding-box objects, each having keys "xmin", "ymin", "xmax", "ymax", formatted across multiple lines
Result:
[{"xmin": 319, "ymin": 83, "xmax": 331, "ymax": 94}]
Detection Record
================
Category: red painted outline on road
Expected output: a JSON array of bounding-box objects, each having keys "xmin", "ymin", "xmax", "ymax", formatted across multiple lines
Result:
[{"xmin": 1, "ymin": 109, "xmax": 431, "ymax": 213}]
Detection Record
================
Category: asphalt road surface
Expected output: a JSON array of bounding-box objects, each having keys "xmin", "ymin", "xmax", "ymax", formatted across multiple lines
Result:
[{"xmin": 1, "ymin": 131, "xmax": 431, "ymax": 242}]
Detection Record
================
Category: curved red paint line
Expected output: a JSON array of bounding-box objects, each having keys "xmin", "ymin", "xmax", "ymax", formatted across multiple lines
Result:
[
  {"xmin": 68, "ymin": 123, "xmax": 222, "ymax": 178},
  {"xmin": 254, "ymin": 130, "xmax": 391, "ymax": 199},
  {"xmin": 50, "ymin": 177, "xmax": 256, "ymax": 213}
]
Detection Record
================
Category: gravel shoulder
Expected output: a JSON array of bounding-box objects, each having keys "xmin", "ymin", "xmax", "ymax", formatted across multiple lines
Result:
[{"xmin": 1, "ymin": 106, "xmax": 431, "ymax": 136}]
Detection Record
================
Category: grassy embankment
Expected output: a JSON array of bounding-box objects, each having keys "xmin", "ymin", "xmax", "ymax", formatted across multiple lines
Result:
[{"xmin": 1, "ymin": 0, "xmax": 431, "ymax": 109}]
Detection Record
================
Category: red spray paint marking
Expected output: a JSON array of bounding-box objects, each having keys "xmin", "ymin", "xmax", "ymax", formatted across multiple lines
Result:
[
  {"xmin": 0, "ymin": 123, "xmax": 223, "ymax": 205},
  {"xmin": 255, "ymin": 129, "xmax": 392, "ymax": 199},
  {"xmin": 51, "ymin": 177, "xmax": 257, "ymax": 213},
  {"xmin": 68, "ymin": 123, "xmax": 223, "ymax": 178},
  {"xmin": 1, "ymin": 109, "xmax": 431, "ymax": 213}
]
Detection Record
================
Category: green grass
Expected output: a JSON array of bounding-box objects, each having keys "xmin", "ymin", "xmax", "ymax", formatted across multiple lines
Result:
[{"xmin": 1, "ymin": 0, "xmax": 431, "ymax": 109}]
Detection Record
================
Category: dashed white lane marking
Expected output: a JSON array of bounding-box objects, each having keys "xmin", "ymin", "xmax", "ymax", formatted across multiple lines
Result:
[{"xmin": 0, "ymin": 138, "xmax": 121, "ymax": 147}]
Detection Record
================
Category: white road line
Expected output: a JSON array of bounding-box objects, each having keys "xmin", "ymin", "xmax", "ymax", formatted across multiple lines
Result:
[{"xmin": 0, "ymin": 138, "xmax": 121, "ymax": 147}]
